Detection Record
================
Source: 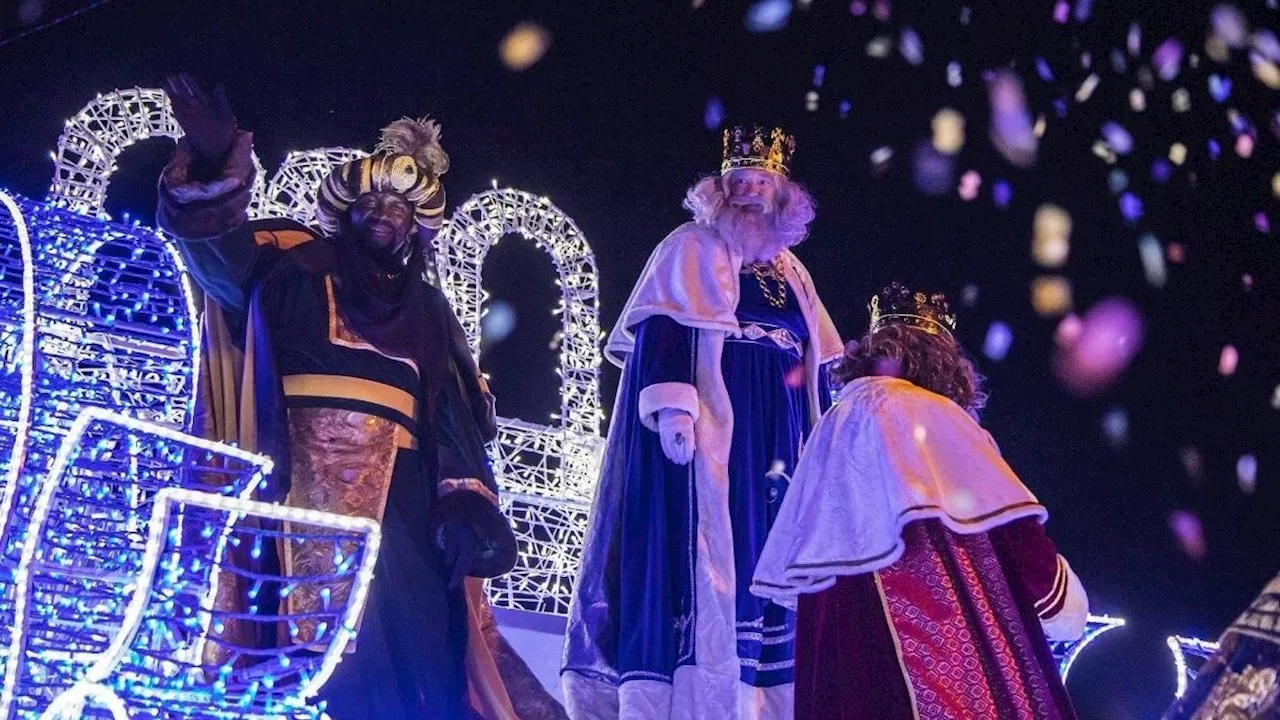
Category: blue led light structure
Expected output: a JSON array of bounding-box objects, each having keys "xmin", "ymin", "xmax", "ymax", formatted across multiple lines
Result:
[
  {"xmin": 1050, "ymin": 614, "xmax": 1127, "ymax": 684},
  {"xmin": 0, "ymin": 408, "xmax": 270, "ymax": 718}
]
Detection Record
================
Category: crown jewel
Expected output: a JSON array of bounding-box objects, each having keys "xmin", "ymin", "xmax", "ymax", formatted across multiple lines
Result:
[
  {"xmin": 868, "ymin": 282, "xmax": 958, "ymax": 336},
  {"xmin": 721, "ymin": 124, "xmax": 796, "ymax": 178}
]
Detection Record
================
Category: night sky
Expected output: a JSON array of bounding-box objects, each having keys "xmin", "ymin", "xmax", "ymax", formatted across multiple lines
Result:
[{"xmin": 2, "ymin": 1, "xmax": 1277, "ymax": 717}]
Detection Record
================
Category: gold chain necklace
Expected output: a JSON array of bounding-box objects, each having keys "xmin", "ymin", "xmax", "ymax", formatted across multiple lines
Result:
[{"xmin": 749, "ymin": 259, "xmax": 788, "ymax": 308}]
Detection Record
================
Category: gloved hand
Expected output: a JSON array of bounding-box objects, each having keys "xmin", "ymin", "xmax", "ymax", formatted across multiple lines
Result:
[
  {"xmin": 436, "ymin": 521, "xmax": 480, "ymax": 591},
  {"xmin": 163, "ymin": 72, "xmax": 239, "ymax": 163},
  {"xmin": 657, "ymin": 408, "xmax": 696, "ymax": 466}
]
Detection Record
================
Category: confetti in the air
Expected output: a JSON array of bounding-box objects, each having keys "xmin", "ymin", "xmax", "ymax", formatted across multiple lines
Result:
[
  {"xmin": 962, "ymin": 283, "xmax": 979, "ymax": 306},
  {"xmin": 1138, "ymin": 234, "xmax": 1167, "ymax": 287},
  {"xmin": 481, "ymin": 301, "xmax": 518, "ymax": 344},
  {"xmin": 1031, "ymin": 276, "xmax": 1073, "ymax": 317},
  {"xmin": 957, "ymin": 170, "xmax": 981, "ymax": 200},
  {"xmin": 992, "ymin": 179, "xmax": 1012, "ymax": 208},
  {"xmin": 1237, "ymin": 454, "xmax": 1258, "ymax": 494},
  {"xmin": 1053, "ymin": 298, "xmax": 1144, "ymax": 396},
  {"xmin": 912, "ymin": 140, "xmax": 954, "ymax": 195},
  {"xmin": 1218, "ymin": 345, "xmax": 1239, "ymax": 376},
  {"xmin": 1101, "ymin": 407, "xmax": 1129, "ymax": 448},
  {"xmin": 987, "ymin": 70, "xmax": 1039, "ymax": 167},
  {"xmin": 983, "ymin": 321, "xmax": 1013, "ymax": 362},
  {"xmin": 931, "ymin": 108, "xmax": 965, "ymax": 155},
  {"xmin": 1032, "ymin": 204, "xmax": 1072, "ymax": 268},
  {"xmin": 1181, "ymin": 446, "xmax": 1204, "ymax": 482},
  {"xmin": 500, "ymin": 22, "xmax": 552, "ymax": 71},
  {"xmin": 745, "ymin": 0, "xmax": 792, "ymax": 32},
  {"xmin": 1100, "ymin": 122, "xmax": 1134, "ymax": 155},
  {"xmin": 704, "ymin": 96, "xmax": 725, "ymax": 130},
  {"xmin": 900, "ymin": 27, "xmax": 923, "ymax": 66},
  {"xmin": 1169, "ymin": 510, "xmax": 1207, "ymax": 561}
]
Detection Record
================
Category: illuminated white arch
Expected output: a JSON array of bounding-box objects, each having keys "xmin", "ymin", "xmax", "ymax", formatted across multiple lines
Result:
[
  {"xmin": 47, "ymin": 87, "xmax": 364, "ymax": 230},
  {"xmin": 1057, "ymin": 614, "xmax": 1126, "ymax": 684},
  {"xmin": 435, "ymin": 189, "xmax": 604, "ymax": 614}
]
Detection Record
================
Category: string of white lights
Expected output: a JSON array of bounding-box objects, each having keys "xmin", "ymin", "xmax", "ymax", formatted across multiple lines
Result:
[
  {"xmin": 0, "ymin": 407, "xmax": 273, "ymax": 719},
  {"xmin": 37, "ymin": 680, "xmax": 130, "ymax": 720},
  {"xmin": 1167, "ymin": 634, "xmax": 1220, "ymax": 698},
  {"xmin": 0, "ymin": 191, "xmax": 38, "ymax": 549},
  {"xmin": 75, "ymin": 487, "xmax": 380, "ymax": 714},
  {"xmin": 1055, "ymin": 614, "xmax": 1127, "ymax": 684}
]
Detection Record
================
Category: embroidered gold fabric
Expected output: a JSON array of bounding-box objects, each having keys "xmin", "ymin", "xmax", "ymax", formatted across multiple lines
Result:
[
  {"xmin": 1191, "ymin": 665, "xmax": 1278, "ymax": 720},
  {"xmin": 280, "ymin": 406, "xmax": 400, "ymax": 649}
]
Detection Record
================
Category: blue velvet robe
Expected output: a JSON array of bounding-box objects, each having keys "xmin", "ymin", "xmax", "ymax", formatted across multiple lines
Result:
[{"xmin": 564, "ymin": 273, "xmax": 831, "ymax": 700}]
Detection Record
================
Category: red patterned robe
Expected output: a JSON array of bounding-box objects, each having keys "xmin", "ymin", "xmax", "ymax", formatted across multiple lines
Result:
[{"xmin": 752, "ymin": 377, "xmax": 1088, "ymax": 719}]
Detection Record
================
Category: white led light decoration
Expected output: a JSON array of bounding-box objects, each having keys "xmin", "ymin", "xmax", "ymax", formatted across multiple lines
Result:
[
  {"xmin": 68, "ymin": 487, "xmax": 379, "ymax": 719},
  {"xmin": 46, "ymin": 87, "xmax": 611, "ymax": 616},
  {"xmin": 0, "ymin": 191, "xmax": 38, "ymax": 549},
  {"xmin": 435, "ymin": 189, "xmax": 604, "ymax": 615},
  {"xmin": 1167, "ymin": 634, "xmax": 1220, "ymax": 699},
  {"xmin": 38, "ymin": 680, "xmax": 129, "ymax": 720},
  {"xmin": 1051, "ymin": 613, "xmax": 1127, "ymax": 684},
  {"xmin": 0, "ymin": 408, "xmax": 272, "ymax": 719}
]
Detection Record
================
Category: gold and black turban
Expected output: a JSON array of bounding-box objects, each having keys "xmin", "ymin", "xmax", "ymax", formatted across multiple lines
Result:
[{"xmin": 315, "ymin": 117, "xmax": 450, "ymax": 236}]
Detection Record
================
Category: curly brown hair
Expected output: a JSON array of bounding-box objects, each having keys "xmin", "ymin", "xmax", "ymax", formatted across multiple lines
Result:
[{"xmin": 832, "ymin": 324, "xmax": 989, "ymax": 415}]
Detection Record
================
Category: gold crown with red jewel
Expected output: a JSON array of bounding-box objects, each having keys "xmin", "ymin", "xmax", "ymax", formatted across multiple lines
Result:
[
  {"xmin": 869, "ymin": 282, "xmax": 957, "ymax": 336},
  {"xmin": 721, "ymin": 125, "xmax": 796, "ymax": 178}
]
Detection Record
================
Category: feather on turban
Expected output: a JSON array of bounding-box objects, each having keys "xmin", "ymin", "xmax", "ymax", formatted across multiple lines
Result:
[{"xmin": 315, "ymin": 117, "xmax": 450, "ymax": 235}]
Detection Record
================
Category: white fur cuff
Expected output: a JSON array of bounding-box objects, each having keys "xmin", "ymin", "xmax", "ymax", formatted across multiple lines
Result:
[
  {"xmin": 638, "ymin": 382, "xmax": 700, "ymax": 432},
  {"xmin": 1040, "ymin": 556, "xmax": 1090, "ymax": 641}
]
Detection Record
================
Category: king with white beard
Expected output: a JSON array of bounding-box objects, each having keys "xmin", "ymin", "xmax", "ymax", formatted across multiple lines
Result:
[{"xmin": 562, "ymin": 126, "xmax": 843, "ymax": 719}]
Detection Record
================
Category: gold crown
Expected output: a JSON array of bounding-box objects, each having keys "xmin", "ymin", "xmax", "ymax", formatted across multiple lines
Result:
[
  {"xmin": 721, "ymin": 125, "xmax": 796, "ymax": 178},
  {"xmin": 869, "ymin": 282, "xmax": 957, "ymax": 336}
]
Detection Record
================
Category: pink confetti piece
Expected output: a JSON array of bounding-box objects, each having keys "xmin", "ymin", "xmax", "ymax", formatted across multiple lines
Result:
[
  {"xmin": 1235, "ymin": 133, "xmax": 1254, "ymax": 158},
  {"xmin": 873, "ymin": 0, "xmax": 891, "ymax": 21},
  {"xmin": 1218, "ymin": 345, "xmax": 1239, "ymax": 375},
  {"xmin": 1055, "ymin": 313, "xmax": 1083, "ymax": 347},
  {"xmin": 1169, "ymin": 510, "xmax": 1207, "ymax": 561},
  {"xmin": 1153, "ymin": 37, "xmax": 1184, "ymax": 81},
  {"xmin": 1053, "ymin": 0, "xmax": 1069, "ymax": 23},
  {"xmin": 1167, "ymin": 243, "xmax": 1185, "ymax": 263},
  {"xmin": 986, "ymin": 70, "xmax": 1038, "ymax": 167},
  {"xmin": 958, "ymin": 170, "xmax": 981, "ymax": 200},
  {"xmin": 1242, "ymin": 273, "xmax": 1254, "ymax": 289},
  {"xmin": 849, "ymin": 0, "xmax": 867, "ymax": 16},
  {"xmin": 1053, "ymin": 298, "xmax": 1144, "ymax": 396},
  {"xmin": 1256, "ymin": 212, "xmax": 1271, "ymax": 233},
  {"xmin": 1237, "ymin": 454, "xmax": 1258, "ymax": 494}
]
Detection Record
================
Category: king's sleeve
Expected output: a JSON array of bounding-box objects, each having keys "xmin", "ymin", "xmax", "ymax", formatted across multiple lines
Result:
[
  {"xmin": 990, "ymin": 517, "xmax": 1089, "ymax": 641},
  {"xmin": 158, "ymin": 131, "xmax": 306, "ymax": 317},
  {"xmin": 426, "ymin": 294, "xmax": 518, "ymax": 578},
  {"xmin": 633, "ymin": 315, "xmax": 699, "ymax": 432}
]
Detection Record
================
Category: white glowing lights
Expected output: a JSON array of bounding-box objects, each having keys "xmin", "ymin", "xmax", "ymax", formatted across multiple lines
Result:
[
  {"xmin": 1167, "ymin": 634, "xmax": 1220, "ymax": 698},
  {"xmin": 0, "ymin": 408, "xmax": 273, "ymax": 718},
  {"xmin": 436, "ymin": 188, "xmax": 604, "ymax": 615},
  {"xmin": 1052, "ymin": 614, "xmax": 1126, "ymax": 684}
]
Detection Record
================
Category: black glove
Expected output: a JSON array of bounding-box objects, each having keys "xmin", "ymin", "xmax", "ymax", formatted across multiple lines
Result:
[
  {"xmin": 163, "ymin": 72, "xmax": 239, "ymax": 163},
  {"xmin": 437, "ymin": 521, "xmax": 481, "ymax": 591}
]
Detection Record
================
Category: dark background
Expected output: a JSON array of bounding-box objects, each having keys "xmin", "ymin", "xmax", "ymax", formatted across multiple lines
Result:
[{"xmin": 1, "ymin": 1, "xmax": 1276, "ymax": 716}]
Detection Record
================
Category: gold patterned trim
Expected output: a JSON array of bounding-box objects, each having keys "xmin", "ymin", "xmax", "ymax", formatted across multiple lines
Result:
[
  {"xmin": 283, "ymin": 373, "xmax": 418, "ymax": 419},
  {"xmin": 1035, "ymin": 555, "xmax": 1069, "ymax": 618},
  {"xmin": 324, "ymin": 276, "xmax": 419, "ymax": 374},
  {"xmin": 440, "ymin": 477, "xmax": 499, "ymax": 507}
]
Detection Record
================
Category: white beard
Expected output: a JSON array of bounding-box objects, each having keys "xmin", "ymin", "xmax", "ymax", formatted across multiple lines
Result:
[{"xmin": 715, "ymin": 205, "xmax": 782, "ymax": 252}]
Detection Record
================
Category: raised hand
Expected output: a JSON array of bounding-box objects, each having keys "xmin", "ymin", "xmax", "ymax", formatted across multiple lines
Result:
[{"xmin": 163, "ymin": 73, "xmax": 238, "ymax": 162}]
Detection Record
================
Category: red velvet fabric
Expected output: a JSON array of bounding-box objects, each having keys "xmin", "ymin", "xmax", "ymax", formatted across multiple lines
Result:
[{"xmin": 794, "ymin": 519, "xmax": 1077, "ymax": 720}]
